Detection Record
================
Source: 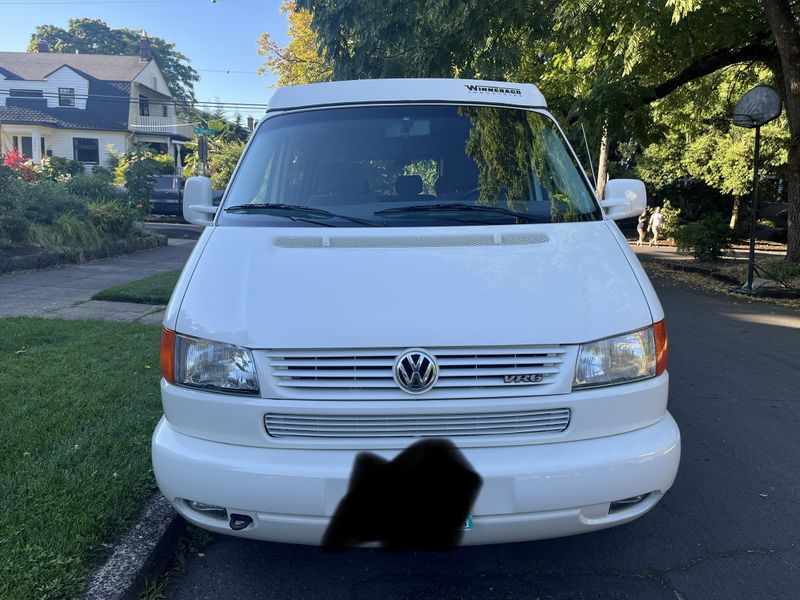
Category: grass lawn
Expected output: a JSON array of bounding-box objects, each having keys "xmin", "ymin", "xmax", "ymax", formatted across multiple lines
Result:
[
  {"xmin": 0, "ymin": 317, "xmax": 163, "ymax": 600},
  {"xmin": 92, "ymin": 268, "xmax": 182, "ymax": 305}
]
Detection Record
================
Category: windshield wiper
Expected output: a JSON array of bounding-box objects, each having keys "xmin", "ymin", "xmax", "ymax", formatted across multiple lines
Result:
[
  {"xmin": 225, "ymin": 203, "xmax": 380, "ymax": 227},
  {"xmin": 374, "ymin": 203, "xmax": 546, "ymax": 223}
]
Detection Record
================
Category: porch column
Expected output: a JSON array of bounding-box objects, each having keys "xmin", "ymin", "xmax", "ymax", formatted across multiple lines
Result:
[{"xmin": 31, "ymin": 130, "xmax": 41, "ymax": 163}]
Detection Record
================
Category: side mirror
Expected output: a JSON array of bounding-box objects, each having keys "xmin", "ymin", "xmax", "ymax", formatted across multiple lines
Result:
[
  {"xmin": 182, "ymin": 176, "xmax": 217, "ymax": 226},
  {"xmin": 600, "ymin": 179, "xmax": 647, "ymax": 221}
]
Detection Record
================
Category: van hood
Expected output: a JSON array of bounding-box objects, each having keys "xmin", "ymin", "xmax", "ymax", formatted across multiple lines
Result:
[{"xmin": 175, "ymin": 222, "xmax": 652, "ymax": 349}]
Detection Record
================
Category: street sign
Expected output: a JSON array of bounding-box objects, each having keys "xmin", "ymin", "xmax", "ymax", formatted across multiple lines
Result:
[{"xmin": 194, "ymin": 127, "xmax": 217, "ymax": 136}]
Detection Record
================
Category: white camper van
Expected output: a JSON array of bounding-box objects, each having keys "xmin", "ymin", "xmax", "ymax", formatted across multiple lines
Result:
[{"xmin": 153, "ymin": 79, "xmax": 680, "ymax": 546}]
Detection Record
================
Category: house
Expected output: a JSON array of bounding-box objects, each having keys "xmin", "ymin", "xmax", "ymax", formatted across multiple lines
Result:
[{"xmin": 0, "ymin": 38, "xmax": 192, "ymax": 169}]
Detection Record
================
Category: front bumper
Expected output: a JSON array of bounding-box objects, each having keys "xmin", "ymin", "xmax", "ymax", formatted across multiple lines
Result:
[{"xmin": 152, "ymin": 413, "xmax": 680, "ymax": 546}]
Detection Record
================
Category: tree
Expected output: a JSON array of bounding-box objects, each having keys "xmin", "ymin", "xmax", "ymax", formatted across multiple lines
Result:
[
  {"xmin": 28, "ymin": 19, "xmax": 199, "ymax": 103},
  {"xmin": 636, "ymin": 66, "xmax": 790, "ymax": 228},
  {"xmin": 257, "ymin": 1, "xmax": 332, "ymax": 86},
  {"xmin": 209, "ymin": 140, "xmax": 246, "ymax": 189},
  {"xmin": 298, "ymin": 0, "xmax": 800, "ymax": 260},
  {"xmin": 760, "ymin": 0, "xmax": 800, "ymax": 259}
]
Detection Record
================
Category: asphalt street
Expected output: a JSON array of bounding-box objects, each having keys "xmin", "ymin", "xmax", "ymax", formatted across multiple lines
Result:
[{"xmin": 165, "ymin": 270, "xmax": 800, "ymax": 600}]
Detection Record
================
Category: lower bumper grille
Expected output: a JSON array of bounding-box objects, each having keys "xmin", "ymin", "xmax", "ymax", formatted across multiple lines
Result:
[{"xmin": 264, "ymin": 408, "xmax": 570, "ymax": 439}]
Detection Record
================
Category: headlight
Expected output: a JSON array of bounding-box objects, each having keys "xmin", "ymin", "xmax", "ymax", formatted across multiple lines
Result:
[
  {"xmin": 573, "ymin": 322, "xmax": 667, "ymax": 389},
  {"xmin": 161, "ymin": 329, "xmax": 259, "ymax": 395}
]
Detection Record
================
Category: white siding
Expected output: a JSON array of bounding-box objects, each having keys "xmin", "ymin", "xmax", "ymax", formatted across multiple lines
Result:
[
  {"xmin": 133, "ymin": 60, "xmax": 170, "ymax": 98},
  {"xmin": 42, "ymin": 128, "xmax": 128, "ymax": 167},
  {"xmin": 0, "ymin": 66, "xmax": 89, "ymax": 108},
  {"xmin": 43, "ymin": 66, "xmax": 89, "ymax": 109}
]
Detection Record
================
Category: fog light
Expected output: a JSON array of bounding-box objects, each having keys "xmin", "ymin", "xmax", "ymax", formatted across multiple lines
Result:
[
  {"xmin": 609, "ymin": 492, "xmax": 652, "ymax": 514},
  {"xmin": 185, "ymin": 499, "xmax": 228, "ymax": 520}
]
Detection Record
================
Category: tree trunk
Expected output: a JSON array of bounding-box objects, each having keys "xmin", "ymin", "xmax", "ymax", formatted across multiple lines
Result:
[
  {"xmin": 762, "ymin": 0, "xmax": 800, "ymax": 261},
  {"xmin": 730, "ymin": 196, "xmax": 743, "ymax": 230},
  {"xmin": 596, "ymin": 122, "xmax": 609, "ymax": 199}
]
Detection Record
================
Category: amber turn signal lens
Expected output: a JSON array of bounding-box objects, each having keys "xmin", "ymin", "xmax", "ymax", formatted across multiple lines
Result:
[
  {"xmin": 160, "ymin": 328, "xmax": 176, "ymax": 383},
  {"xmin": 654, "ymin": 320, "xmax": 668, "ymax": 376}
]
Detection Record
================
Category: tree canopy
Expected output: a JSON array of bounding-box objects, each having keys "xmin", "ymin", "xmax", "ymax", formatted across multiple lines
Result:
[
  {"xmin": 28, "ymin": 19, "xmax": 199, "ymax": 103},
  {"xmin": 256, "ymin": 1, "xmax": 331, "ymax": 87},
  {"xmin": 297, "ymin": 0, "xmax": 800, "ymax": 260}
]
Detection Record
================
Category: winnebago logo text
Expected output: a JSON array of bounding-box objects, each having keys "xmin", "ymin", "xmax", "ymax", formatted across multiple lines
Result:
[
  {"xmin": 504, "ymin": 374, "xmax": 545, "ymax": 384},
  {"xmin": 464, "ymin": 84, "xmax": 522, "ymax": 95}
]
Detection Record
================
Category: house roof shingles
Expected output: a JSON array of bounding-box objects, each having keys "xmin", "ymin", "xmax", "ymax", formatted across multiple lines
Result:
[{"xmin": 0, "ymin": 52, "xmax": 148, "ymax": 81}]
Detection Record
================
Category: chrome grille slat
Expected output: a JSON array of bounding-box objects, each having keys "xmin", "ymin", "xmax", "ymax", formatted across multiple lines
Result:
[
  {"xmin": 266, "ymin": 345, "xmax": 565, "ymax": 399},
  {"xmin": 266, "ymin": 411, "xmax": 569, "ymax": 422},
  {"xmin": 268, "ymin": 418, "xmax": 570, "ymax": 428},
  {"xmin": 265, "ymin": 408, "xmax": 571, "ymax": 439}
]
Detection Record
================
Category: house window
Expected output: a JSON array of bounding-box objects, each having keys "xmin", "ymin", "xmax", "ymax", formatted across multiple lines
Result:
[
  {"xmin": 162, "ymin": 102, "xmax": 169, "ymax": 117},
  {"xmin": 58, "ymin": 88, "xmax": 75, "ymax": 107},
  {"xmin": 73, "ymin": 138, "xmax": 99, "ymax": 163},
  {"xmin": 9, "ymin": 89, "xmax": 43, "ymax": 98},
  {"xmin": 139, "ymin": 94, "xmax": 150, "ymax": 117},
  {"xmin": 41, "ymin": 137, "xmax": 46, "ymax": 157}
]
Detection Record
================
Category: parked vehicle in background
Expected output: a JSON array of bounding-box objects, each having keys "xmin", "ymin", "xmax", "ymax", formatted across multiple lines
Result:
[
  {"xmin": 154, "ymin": 78, "xmax": 681, "ymax": 546},
  {"xmin": 149, "ymin": 175, "xmax": 224, "ymax": 218},
  {"xmin": 150, "ymin": 176, "xmax": 185, "ymax": 216}
]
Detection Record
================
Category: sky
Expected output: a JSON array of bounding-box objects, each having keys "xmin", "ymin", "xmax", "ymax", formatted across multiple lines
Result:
[{"xmin": 0, "ymin": 0, "xmax": 289, "ymax": 119}]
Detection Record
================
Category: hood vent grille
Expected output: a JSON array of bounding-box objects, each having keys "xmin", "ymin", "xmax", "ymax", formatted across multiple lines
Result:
[{"xmin": 273, "ymin": 232, "xmax": 549, "ymax": 249}]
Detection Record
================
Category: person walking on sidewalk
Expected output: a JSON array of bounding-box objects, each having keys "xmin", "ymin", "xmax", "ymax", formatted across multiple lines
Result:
[
  {"xmin": 636, "ymin": 210, "xmax": 648, "ymax": 246},
  {"xmin": 648, "ymin": 206, "xmax": 665, "ymax": 247}
]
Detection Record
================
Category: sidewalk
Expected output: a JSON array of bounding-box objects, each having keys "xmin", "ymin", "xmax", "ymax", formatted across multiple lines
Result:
[
  {"xmin": 0, "ymin": 239, "xmax": 195, "ymax": 323},
  {"xmin": 630, "ymin": 240, "xmax": 785, "ymax": 263}
]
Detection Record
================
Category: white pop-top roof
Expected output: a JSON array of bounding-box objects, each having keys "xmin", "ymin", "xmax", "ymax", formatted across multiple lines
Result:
[{"xmin": 267, "ymin": 78, "xmax": 547, "ymax": 112}]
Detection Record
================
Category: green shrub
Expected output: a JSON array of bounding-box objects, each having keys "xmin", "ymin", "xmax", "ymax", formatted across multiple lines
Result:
[
  {"xmin": 115, "ymin": 149, "xmax": 175, "ymax": 184},
  {"xmin": 26, "ymin": 214, "xmax": 104, "ymax": 258},
  {"xmin": 674, "ymin": 215, "xmax": 741, "ymax": 261},
  {"xmin": 0, "ymin": 167, "xmax": 31, "ymax": 244},
  {"xmin": 18, "ymin": 181, "xmax": 87, "ymax": 224},
  {"xmin": 87, "ymin": 200, "xmax": 139, "ymax": 237},
  {"xmin": 91, "ymin": 165, "xmax": 115, "ymax": 182},
  {"xmin": 37, "ymin": 156, "xmax": 85, "ymax": 181},
  {"xmin": 152, "ymin": 153, "xmax": 176, "ymax": 175},
  {"xmin": 115, "ymin": 146, "xmax": 176, "ymax": 215},
  {"xmin": 758, "ymin": 259, "xmax": 800, "ymax": 287},
  {"xmin": 0, "ymin": 214, "xmax": 29, "ymax": 245},
  {"xmin": 0, "ymin": 165, "xmax": 24, "ymax": 210},
  {"xmin": 66, "ymin": 174, "xmax": 123, "ymax": 202},
  {"xmin": 209, "ymin": 140, "xmax": 245, "ymax": 189},
  {"xmin": 654, "ymin": 178, "xmax": 734, "ymax": 222}
]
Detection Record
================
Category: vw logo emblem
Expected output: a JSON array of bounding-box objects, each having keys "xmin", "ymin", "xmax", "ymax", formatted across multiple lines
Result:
[{"xmin": 394, "ymin": 349, "xmax": 438, "ymax": 394}]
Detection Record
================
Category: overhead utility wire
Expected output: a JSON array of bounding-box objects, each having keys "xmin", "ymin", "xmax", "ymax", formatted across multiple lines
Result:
[
  {"xmin": 0, "ymin": 91, "xmax": 269, "ymax": 110},
  {"xmin": 0, "ymin": 0, "xmax": 240, "ymax": 4}
]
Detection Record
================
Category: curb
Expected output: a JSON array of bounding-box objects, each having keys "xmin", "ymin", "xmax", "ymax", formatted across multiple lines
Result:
[
  {"xmin": 0, "ymin": 234, "xmax": 168, "ymax": 274},
  {"xmin": 636, "ymin": 255, "xmax": 741, "ymax": 285},
  {"xmin": 638, "ymin": 255, "xmax": 800, "ymax": 299},
  {"xmin": 83, "ymin": 492, "xmax": 185, "ymax": 600}
]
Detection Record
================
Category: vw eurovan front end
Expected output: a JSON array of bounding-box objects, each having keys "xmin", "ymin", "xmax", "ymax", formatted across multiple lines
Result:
[{"xmin": 152, "ymin": 78, "xmax": 680, "ymax": 546}]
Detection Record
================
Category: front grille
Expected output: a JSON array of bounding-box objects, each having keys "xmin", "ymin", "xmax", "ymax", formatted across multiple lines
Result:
[
  {"xmin": 265, "ymin": 408, "xmax": 571, "ymax": 439},
  {"xmin": 265, "ymin": 346, "xmax": 566, "ymax": 400}
]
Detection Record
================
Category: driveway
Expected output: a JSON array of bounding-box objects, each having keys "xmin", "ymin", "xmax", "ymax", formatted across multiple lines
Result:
[{"xmin": 165, "ymin": 269, "xmax": 800, "ymax": 600}]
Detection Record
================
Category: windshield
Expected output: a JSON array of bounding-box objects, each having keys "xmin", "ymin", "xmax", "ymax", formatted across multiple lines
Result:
[{"xmin": 219, "ymin": 105, "xmax": 601, "ymax": 227}]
